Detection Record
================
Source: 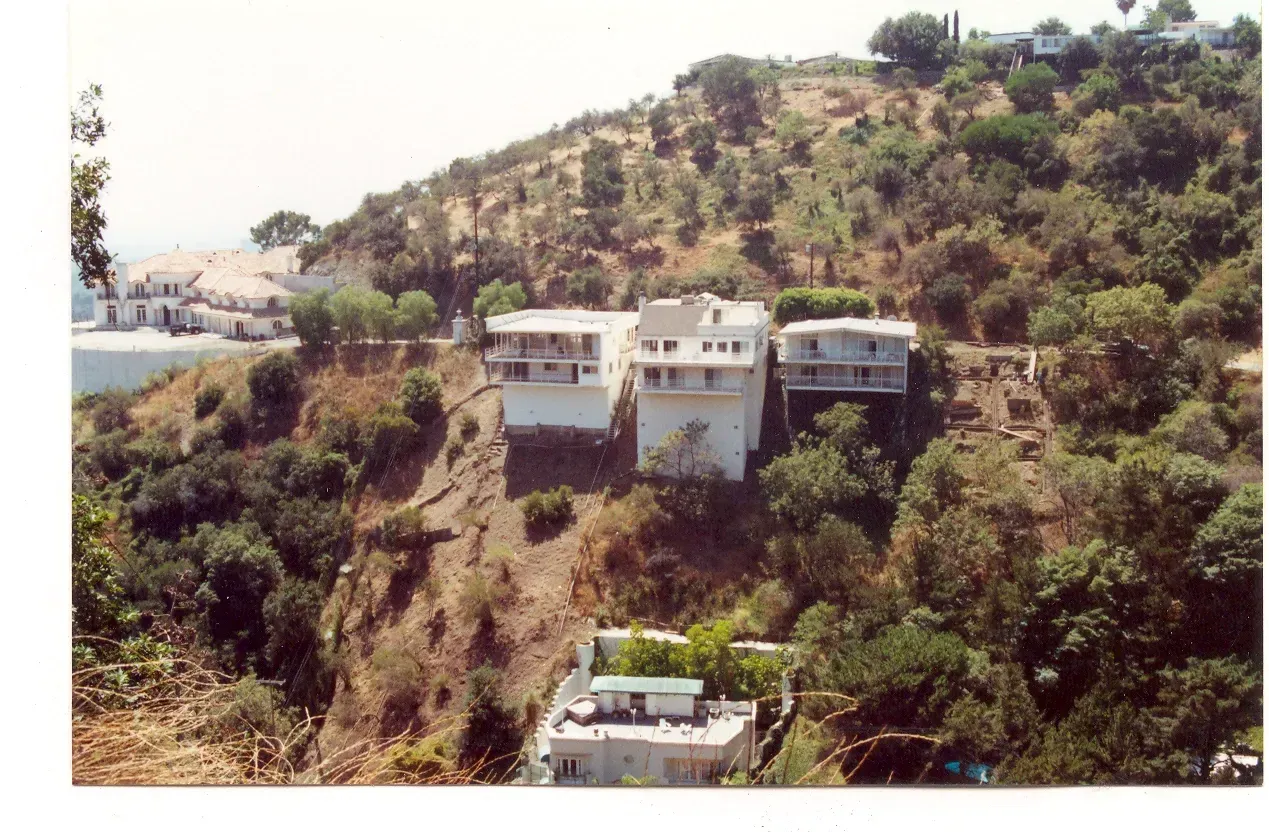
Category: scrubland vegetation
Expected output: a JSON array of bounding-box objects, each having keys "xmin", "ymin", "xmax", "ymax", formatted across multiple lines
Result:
[{"xmin": 73, "ymin": 5, "xmax": 1262, "ymax": 785}]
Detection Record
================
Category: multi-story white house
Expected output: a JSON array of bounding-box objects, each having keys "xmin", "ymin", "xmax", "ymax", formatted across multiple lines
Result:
[
  {"xmin": 777, "ymin": 316, "xmax": 917, "ymax": 395},
  {"xmin": 634, "ymin": 294, "xmax": 770, "ymax": 481},
  {"xmin": 93, "ymin": 246, "xmax": 335, "ymax": 339},
  {"xmin": 484, "ymin": 309, "xmax": 640, "ymax": 441},
  {"xmin": 545, "ymin": 675, "xmax": 756, "ymax": 785}
]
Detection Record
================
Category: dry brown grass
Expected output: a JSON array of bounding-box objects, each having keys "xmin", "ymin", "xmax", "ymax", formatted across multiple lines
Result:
[{"xmin": 71, "ymin": 642, "xmax": 494, "ymax": 785}]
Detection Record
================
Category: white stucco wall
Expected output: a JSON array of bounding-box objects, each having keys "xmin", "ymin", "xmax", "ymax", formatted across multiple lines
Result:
[
  {"xmin": 636, "ymin": 390, "xmax": 749, "ymax": 481},
  {"xmin": 646, "ymin": 693, "xmax": 696, "ymax": 717},
  {"xmin": 548, "ymin": 721, "xmax": 753, "ymax": 784},
  {"xmin": 502, "ymin": 385, "xmax": 613, "ymax": 431}
]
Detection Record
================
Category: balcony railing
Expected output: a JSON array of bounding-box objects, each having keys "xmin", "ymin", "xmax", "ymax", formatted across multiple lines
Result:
[
  {"xmin": 785, "ymin": 374, "xmax": 905, "ymax": 391},
  {"xmin": 484, "ymin": 347, "xmax": 597, "ymax": 362},
  {"xmin": 488, "ymin": 371, "xmax": 578, "ymax": 385},
  {"xmin": 780, "ymin": 349, "xmax": 906, "ymax": 364},
  {"xmin": 639, "ymin": 377, "xmax": 744, "ymax": 394},
  {"xmin": 636, "ymin": 349, "xmax": 752, "ymax": 364}
]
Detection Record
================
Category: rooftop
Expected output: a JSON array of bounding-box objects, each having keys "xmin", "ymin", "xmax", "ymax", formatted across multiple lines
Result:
[
  {"xmin": 638, "ymin": 295, "xmax": 767, "ymax": 336},
  {"xmin": 550, "ymin": 696, "xmax": 750, "ymax": 749},
  {"xmin": 779, "ymin": 316, "xmax": 918, "ymax": 338},
  {"xmin": 124, "ymin": 246, "xmax": 300, "ymax": 282},
  {"xmin": 189, "ymin": 267, "xmax": 293, "ymax": 301},
  {"xmin": 590, "ymin": 676, "xmax": 704, "ymax": 696},
  {"xmin": 484, "ymin": 308, "xmax": 639, "ymax": 334}
]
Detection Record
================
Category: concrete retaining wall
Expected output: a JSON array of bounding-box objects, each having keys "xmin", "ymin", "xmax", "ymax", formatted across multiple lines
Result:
[{"xmin": 71, "ymin": 344, "xmax": 247, "ymax": 394}]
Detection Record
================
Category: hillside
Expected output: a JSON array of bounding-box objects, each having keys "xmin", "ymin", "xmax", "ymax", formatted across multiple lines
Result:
[{"xmin": 72, "ymin": 18, "xmax": 1264, "ymax": 786}]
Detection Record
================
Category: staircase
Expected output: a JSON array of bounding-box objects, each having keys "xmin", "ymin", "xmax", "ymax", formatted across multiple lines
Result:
[{"xmin": 605, "ymin": 367, "xmax": 637, "ymax": 442}]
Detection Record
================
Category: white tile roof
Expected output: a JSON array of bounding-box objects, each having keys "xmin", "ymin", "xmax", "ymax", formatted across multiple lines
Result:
[
  {"xmin": 189, "ymin": 267, "xmax": 292, "ymax": 300},
  {"xmin": 778, "ymin": 316, "xmax": 917, "ymax": 338},
  {"xmin": 124, "ymin": 246, "xmax": 300, "ymax": 284}
]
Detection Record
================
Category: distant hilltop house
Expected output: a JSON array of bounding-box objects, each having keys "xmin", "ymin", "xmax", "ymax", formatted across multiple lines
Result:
[
  {"xmin": 688, "ymin": 53, "xmax": 796, "ymax": 72},
  {"xmin": 987, "ymin": 18, "xmax": 1238, "ymax": 56},
  {"xmin": 483, "ymin": 308, "xmax": 640, "ymax": 442},
  {"xmin": 93, "ymin": 245, "xmax": 337, "ymax": 340}
]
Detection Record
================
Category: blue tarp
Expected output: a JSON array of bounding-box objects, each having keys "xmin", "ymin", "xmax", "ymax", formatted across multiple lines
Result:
[{"xmin": 944, "ymin": 761, "xmax": 993, "ymax": 784}]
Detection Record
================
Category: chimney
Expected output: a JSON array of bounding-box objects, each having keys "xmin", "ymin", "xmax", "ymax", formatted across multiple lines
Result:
[
  {"xmin": 638, "ymin": 294, "xmax": 646, "ymax": 314},
  {"xmin": 785, "ymin": 54, "xmax": 792, "ymax": 63}
]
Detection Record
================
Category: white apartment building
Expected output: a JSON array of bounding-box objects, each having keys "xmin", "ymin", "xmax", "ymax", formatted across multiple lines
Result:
[
  {"xmin": 92, "ymin": 246, "xmax": 336, "ymax": 339},
  {"xmin": 777, "ymin": 316, "xmax": 917, "ymax": 394},
  {"xmin": 545, "ymin": 675, "xmax": 756, "ymax": 785},
  {"xmin": 634, "ymin": 294, "xmax": 770, "ymax": 481},
  {"xmin": 484, "ymin": 309, "xmax": 640, "ymax": 440}
]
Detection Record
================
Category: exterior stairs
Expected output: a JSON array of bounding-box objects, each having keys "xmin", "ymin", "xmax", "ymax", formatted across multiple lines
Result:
[{"xmin": 605, "ymin": 366, "xmax": 637, "ymax": 442}]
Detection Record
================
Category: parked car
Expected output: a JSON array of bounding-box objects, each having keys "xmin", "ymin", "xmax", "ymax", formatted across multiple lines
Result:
[{"xmin": 168, "ymin": 323, "xmax": 190, "ymax": 336}]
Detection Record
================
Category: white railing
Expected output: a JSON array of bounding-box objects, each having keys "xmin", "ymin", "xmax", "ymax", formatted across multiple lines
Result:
[
  {"xmin": 489, "ymin": 372, "xmax": 578, "ymax": 385},
  {"xmin": 637, "ymin": 349, "xmax": 752, "ymax": 363},
  {"xmin": 639, "ymin": 377, "xmax": 744, "ymax": 393},
  {"xmin": 780, "ymin": 349, "xmax": 905, "ymax": 364},
  {"xmin": 485, "ymin": 347, "xmax": 597, "ymax": 361},
  {"xmin": 786, "ymin": 375, "xmax": 905, "ymax": 391}
]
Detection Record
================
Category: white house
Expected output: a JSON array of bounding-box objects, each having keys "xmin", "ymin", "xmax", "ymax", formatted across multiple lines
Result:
[
  {"xmin": 93, "ymin": 246, "xmax": 335, "ymax": 339},
  {"xmin": 777, "ymin": 316, "xmax": 917, "ymax": 394},
  {"xmin": 634, "ymin": 294, "xmax": 770, "ymax": 481},
  {"xmin": 484, "ymin": 309, "xmax": 640, "ymax": 441},
  {"xmin": 545, "ymin": 675, "xmax": 756, "ymax": 785}
]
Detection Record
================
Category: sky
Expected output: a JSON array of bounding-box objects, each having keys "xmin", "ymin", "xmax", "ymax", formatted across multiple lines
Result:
[{"xmin": 70, "ymin": 0, "xmax": 1259, "ymax": 262}]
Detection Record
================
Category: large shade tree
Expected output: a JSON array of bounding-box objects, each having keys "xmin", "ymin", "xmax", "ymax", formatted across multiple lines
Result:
[
  {"xmin": 72, "ymin": 85, "xmax": 114, "ymax": 288},
  {"xmin": 867, "ymin": 12, "xmax": 946, "ymax": 69},
  {"xmin": 250, "ymin": 210, "xmax": 322, "ymax": 251}
]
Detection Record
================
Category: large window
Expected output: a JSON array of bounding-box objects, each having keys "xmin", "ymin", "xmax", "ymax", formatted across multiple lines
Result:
[
  {"xmin": 554, "ymin": 756, "xmax": 588, "ymax": 781},
  {"xmin": 136, "ymin": 306, "xmax": 147, "ymax": 323},
  {"xmin": 662, "ymin": 340, "xmax": 679, "ymax": 355},
  {"xmin": 665, "ymin": 758, "xmax": 719, "ymax": 784},
  {"xmin": 641, "ymin": 339, "xmax": 658, "ymax": 353}
]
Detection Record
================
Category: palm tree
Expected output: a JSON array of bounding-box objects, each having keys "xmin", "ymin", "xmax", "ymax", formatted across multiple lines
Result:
[{"xmin": 1116, "ymin": 0, "xmax": 1137, "ymax": 29}]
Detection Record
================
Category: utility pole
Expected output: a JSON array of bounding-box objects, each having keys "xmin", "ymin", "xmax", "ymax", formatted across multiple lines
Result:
[{"xmin": 805, "ymin": 242, "xmax": 815, "ymax": 288}]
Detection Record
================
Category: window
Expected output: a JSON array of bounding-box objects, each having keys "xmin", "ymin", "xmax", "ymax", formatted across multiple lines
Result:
[
  {"xmin": 582, "ymin": 365, "xmax": 596, "ymax": 374},
  {"xmin": 643, "ymin": 367, "xmax": 661, "ymax": 384},
  {"xmin": 702, "ymin": 341, "xmax": 713, "ymax": 353},
  {"xmin": 267, "ymin": 297, "xmax": 278, "ymax": 308},
  {"xmin": 548, "ymin": 333, "xmax": 558, "ymax": 344},
  {"xmin": 163, "ymin": 283, "xmax": 171, "ymax": 295},
  {"xmin": 867, "ymin": 339, "xmax": 877, "ymax": 353},
  {"xmin": 106, "ymin": 306, "xmax": 116, "ymax": 324},
  {"xmin": 704, "ymin": 368, "xmax": 719, "ymax": 388},
  {"xmin": 641, "ymin": 339, "xmax": 658, "ymax": 353},
  {"xmin": 136, "ymin": 306, "xmax": 147, "ymax": 323},
  {"xmin": 662, "ymin": 339, "xmax": 679, "ymax": 354},
  {"xmin": 806, "ymin": 337, "xmax": 818, "ymax": 352},
  {"xmin": 609, "ymin": 362, "xmax": 613, "ymax": 373},
  {"xmin": 712, "ymin": 309, "xmax": 722, "ymax": 324},
  {"xmin": 555, "ymin": 756, "xmax": 588, "ymax": 780},
  {"xmin": 544, "ymin": 363, "xmax": 557, "ymax": 371}
]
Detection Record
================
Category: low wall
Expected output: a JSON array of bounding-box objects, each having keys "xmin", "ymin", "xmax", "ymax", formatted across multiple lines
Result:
[{"xmin": 71, "ymin": 344, "xmax": 244, "ymax": 394}]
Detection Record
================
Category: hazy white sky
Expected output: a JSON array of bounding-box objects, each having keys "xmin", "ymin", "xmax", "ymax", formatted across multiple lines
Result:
[{"xmin": 70, "ymin": 0, "xmax": 1257, "ymax": 261}]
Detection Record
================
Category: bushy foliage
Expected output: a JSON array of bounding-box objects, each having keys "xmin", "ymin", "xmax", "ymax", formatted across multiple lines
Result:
[
  {"xmin": 520, "ymin": 485, "xmax": 574, "ymax": 528},
  {"xmin": 246, "ymin": 351, "xmax": 301, "ymax": 418},
  {"xmin": 473, "ymin": 279, "xmax": 527, "ymax": 319},
  {"xmin": 193, "ymin": 382, "xmax": 225, "ymax": 419},
  {"xmin": 772, "ymin": 287, "xmax": 876, "ymax": 325},
  {"xmin": 398, "ymin": 367, "xmax": 443, "ymax": 426}
]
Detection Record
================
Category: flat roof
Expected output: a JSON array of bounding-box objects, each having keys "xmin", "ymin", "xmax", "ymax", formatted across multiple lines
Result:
[
  {"xmin": 779, "ymin": 316, "xmax": 917, "ymax": 338},
  {"xmin": 550, "ymin": 697, "xmax": 750, "ymax": 749},
  {"xmin": 485, "ymin": 309, "xmax": 638, "ymax": 334},
  {"xmin": 590, "ymin": 676, "xmax": 705, "ymax": 696}
]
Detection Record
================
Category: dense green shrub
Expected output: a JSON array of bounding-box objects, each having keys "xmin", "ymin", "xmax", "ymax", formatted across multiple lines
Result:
[
  {"xmin": 772, "ymin": 287, "xmax": 876, "ymax": 325},
  {"xmin": 399, "ymin": 367, "xmax": 443, "ymax": 426},
  {"xmin": 92, "ymin": 387, "xmax": 135, "ymax": 434},
  {"xmin": 247, "ymin": 351, "xmax": 301, "ymax": 417},
  {"xmin": 520, "ymin": 485, "xmax": 574, "ymax": 528},
  {"xmin": 193, "ymin": 383, "xmax": 225, "ymax": 419},
  {"xmin": 1004, "ymin": 62, "xmax": 1058, "ymax": 113},
  {"xmin": 381, "ymin": 505, "xmax": 430, "ymax": 551}
]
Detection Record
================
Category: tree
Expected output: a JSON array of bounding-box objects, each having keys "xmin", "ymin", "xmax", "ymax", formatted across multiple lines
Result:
[
  {"xmin": 1158, "ymin": 0, "xmax": 1196, "ymax": 22},
  {"xmin": 72, "ymin": 495, "xmax": 131, "ymax": 638},
  {"xmin": 363, "ymin": 289, "xmax": 397, "ymax": 343},
  {"xmin": 565, "ymin": 266, "xmax": 610, "ymax": 308},
  {"xmin": 1005, "ymin": 63, "xmax": 1059, "ymax": 114},
  {"xmin": 195, "ymin": 524, "xmax": 283, "ymax": 651},
  {"xmin": 648, "ymin": 100, "xmax": 675, "ymax": 153},
  {"xmin": 1116, "ymin": 0, "xmax": 1137, "ymax": 29},
  {"xmin": 682, "ymin": 120, "xmax": 719, "ymax": 172},
  {"xmin": 71, "ymin": 84, "xmax": 114, "ymax": 288},
  {"xmin": 289, "ymin": 288, "xmax": 334, "ymax": 348},
  {"xmin": 247, "ymin": 350, "xmax": 301, "ymax": 418},
  {"xmin": 1232, "ymin": 14, "xmax": 1261, "ymax": 57},
  {"xmin": 759, "ymin": 442, "xmax": 867, "ymax": 532},
  {"xmin": 699, "ymin": 58, "xmax": 764, "ymax": 141},
  {"xmin": 1072, "ymin": 73, "xmax": 1122, "ymax": 117},
  {"xmin": 775, "ymin": 110, "xmax": 813, "ymax": 164},
  {"xmin": 772, "ymin": 287, "xmax": 876, "ymax": 325},
  {"xmin": 399, "ymin": 367, "xmax": 443, "ymax": 426},
  {"xmin": 1058, "ymin": 36, "xmax": 1103, "ymax": 84},
  {"xmin": 641, "ymin": 419, "xmax": 722, "ymax": 480},
  {"xmin": 263, "ymin": 576, "xmax": 322, "ymax": 673},
  {"xmin": 395, "ymin": 290, "xmax": 438, "ymax": 342},
  {"xmin": 1154, "ymin": 658, "xmax": 1262, "ymax": 781},
  {"xmin": 250, "ymin": 210, "xmax": 321, "ymax": 251},
  {"xmin": 1084, "ymin": 284, "xmax": 1174, "ymax": 349},
  {"xmin": 1033, "ymin": 17, "xmax": 1073, "ymax": 35},
  {"xmin": 473, "ymin": 280, "xmax": 526, "ymax": 319},
  {"xmin": 330, "ymin": 286, "xmax": 370, "ymax": 344},
  {"xmin": 580, "ymin": 138, "xmax": 625, "ymax": 209},
  {"xmin": 867, "ymin": 12, "xmax": 946, "ymax": 69}
]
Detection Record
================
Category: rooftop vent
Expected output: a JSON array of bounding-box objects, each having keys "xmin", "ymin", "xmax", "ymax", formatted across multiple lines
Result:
[
  {"xmin": 887, "ymin": 315, "xmax": 898, "ymax": 322},
  {"xmin": 680, "ymin": 295, "xmax": 696, "ymax": 305}
]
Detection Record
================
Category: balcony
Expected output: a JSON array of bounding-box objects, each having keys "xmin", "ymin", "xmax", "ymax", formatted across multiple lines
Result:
[
  {"xmin": 95, "ymin": 290, "xmax": 120, "ymax": 301},
  {"xmin": 779, "ymin": 348, "xmax": 906, "ymax": 364},
  {"xmin": 485, "ymin": 347, "xmax": 597, "ymax": 362},
  {"xmin": 636, "ymin": 349, "xmax": 753, "ymax": 365},
  {"xmin": 785, "ymin": 374, "xmax": 905, "ymax": 392},
  {"xmin": 488, "ymin": 370, "xmax": 579, "ymax": 385},
  {"xmin": 638, "ymin": 377, "xmax": 744, "ymax": 395}
]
